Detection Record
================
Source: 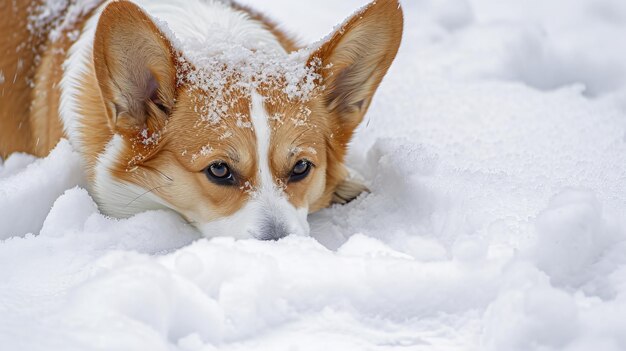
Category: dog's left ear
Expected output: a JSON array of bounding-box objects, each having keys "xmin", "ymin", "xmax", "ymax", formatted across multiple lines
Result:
[
  {"xmin": 93, "ymin": 0, "xmax": 176, "ymax": 137},
  {"xmin": 310, "ymin": 0, "xmax": 403, "ymax": 143}
]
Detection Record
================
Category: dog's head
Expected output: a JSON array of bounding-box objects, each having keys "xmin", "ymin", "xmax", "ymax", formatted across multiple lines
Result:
[{"xmin": 88, "ymin": 0, "xmax": 403, "ymax": 239}]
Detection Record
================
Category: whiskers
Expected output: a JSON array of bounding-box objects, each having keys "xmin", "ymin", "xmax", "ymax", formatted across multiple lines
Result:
[
  {"xmin": 123, "ymin": 167, "xmax": 175, "ymax": 209},
  {"xmin": 124, "ymin": 184, "xmax": 172, "ymax": 209}
]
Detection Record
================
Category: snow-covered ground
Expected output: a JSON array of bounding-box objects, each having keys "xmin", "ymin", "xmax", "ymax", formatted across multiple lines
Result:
[{"xmin": 2, "ymin": 0, "xmax": 626, "ymax": 349}]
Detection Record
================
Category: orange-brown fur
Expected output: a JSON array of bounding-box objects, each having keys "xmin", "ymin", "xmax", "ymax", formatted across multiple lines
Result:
[
  {"xmin": 307, "ymin": 0, "xmax": 404, "ymax": 209},
  {"xmin": 86, "ymin": 1, "xmax": 260, "ymax": 220},
  {"xmin": 0, "ymin": 0, "xmax": 49, "ymax": 158},
  {"xmin": 0, "ymin": 0, "xmax": 294, "ymax": 160},
  {"xmin": 0, "ymin": 0, "xmax": 403, "ymax": 230},
  {"xmin": 0, "ymin": 0, "xmax": 102, "ymax": 158}
]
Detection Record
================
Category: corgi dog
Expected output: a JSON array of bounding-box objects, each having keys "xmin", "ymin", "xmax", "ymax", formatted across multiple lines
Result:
[{"xmin": 0, "ymin": 0, "xmax": 403, "ymax": 240}]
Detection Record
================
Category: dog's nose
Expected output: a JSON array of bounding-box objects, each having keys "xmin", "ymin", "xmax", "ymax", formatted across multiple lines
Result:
[{"xmin": 257, "ymin": 219, "xmax": 290, "ymax": 241}]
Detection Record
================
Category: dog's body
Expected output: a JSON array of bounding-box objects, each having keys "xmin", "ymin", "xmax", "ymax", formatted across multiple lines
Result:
[{"xmin": 0, "ymin": 0, "xmax": 403, "ymax": 239}]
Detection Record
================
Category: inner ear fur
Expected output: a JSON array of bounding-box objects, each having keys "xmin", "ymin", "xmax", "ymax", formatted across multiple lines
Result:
[
  {"xmin": 311, "ymin": 0, "xmax": 403, "ymax": 138},
  {"xmin": 93, "ymin": 0, "xmax": 176, "ymax": 136}
]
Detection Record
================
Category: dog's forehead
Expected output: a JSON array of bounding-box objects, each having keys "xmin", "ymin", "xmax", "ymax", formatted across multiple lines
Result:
[
  {"xmin": 174, "ymin": 51, "xmax": 324, "ymax": 158},
  {"xmin": 176, "ymin": 49, "xmax": 322, "ymax": 116}
]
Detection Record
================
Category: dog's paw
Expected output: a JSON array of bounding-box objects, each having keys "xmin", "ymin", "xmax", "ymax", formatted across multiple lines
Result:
[{"xmin": 332, "ymin": 178, "xmax": 369, "ymax": 205}]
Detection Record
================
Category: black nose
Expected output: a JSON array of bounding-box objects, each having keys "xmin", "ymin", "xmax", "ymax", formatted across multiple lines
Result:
[{"xmin": 257, "ymin": 219, "xmax": 290, "ymax": 241}]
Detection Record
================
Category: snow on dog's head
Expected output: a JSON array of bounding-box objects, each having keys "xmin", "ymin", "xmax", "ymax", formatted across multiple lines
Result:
[{"xmin": 85, "ymin": 0, "xmax": 403, "ymax": 239}]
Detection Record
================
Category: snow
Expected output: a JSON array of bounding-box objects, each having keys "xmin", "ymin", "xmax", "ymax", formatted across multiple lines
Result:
[
  {"xmin": 28, "ymin": 0, "xmax": 100, "ymax": 39},
  {"xmin": 175, "ymin": 47, "xmax": 322, "ymax": 127},
  {"xmin": 2, "ymin": 0, "xmax": 626, "ymax": 350}
]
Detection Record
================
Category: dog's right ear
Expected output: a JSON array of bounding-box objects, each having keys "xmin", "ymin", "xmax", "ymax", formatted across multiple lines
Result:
[{"xmin": 93, "ymin": 0, "xmax": 176, "ymax": 137}]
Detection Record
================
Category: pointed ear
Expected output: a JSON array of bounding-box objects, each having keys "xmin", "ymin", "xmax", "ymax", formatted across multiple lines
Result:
[
  {"xmin": 93, "ymin": 0, "xmax": 176, "ymax": 136},
  {"xmin": 311, "ymin": 0, "xmax": 403, "ymax": 136}
]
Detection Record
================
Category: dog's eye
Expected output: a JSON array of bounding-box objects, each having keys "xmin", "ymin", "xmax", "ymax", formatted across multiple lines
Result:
[
  {"xmin": 289, "ymin": 160, "xmax": 312, "ymax": 183},
  {"xmin": 205, "ymin": 162, "xmax": 235, "ymax": 185}
]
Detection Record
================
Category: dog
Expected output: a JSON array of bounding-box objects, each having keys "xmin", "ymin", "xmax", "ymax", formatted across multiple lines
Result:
[{"xmin": 0, "ymin": 0, "xmax": 403, "ymax": 240}]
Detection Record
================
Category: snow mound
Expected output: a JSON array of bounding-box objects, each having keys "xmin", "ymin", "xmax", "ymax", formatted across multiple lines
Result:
[
  {"xmin": 2, "ymin": 0, "xmax": 626, "ymax": 350},
  {"xmin": 0, "ymin": 140, "xmax": 84, "ymax": 240}
]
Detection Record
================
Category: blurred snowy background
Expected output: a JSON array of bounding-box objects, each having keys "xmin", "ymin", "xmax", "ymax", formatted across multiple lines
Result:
[{"xmin": 2, "ymin": 0, "xmax": 626, "ymax": 349}]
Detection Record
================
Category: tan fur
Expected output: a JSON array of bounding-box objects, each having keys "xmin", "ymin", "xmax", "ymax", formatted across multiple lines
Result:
[
  {"xmin": 132, "ymin": 88, "xmax": 258, "ymax": 222},
  {"xmin": 0, "ymin": 0, "xmax": 294, "ymax": 160},
  {"xmin": 0, "ymin": 0, "xmax": 102, "ymax": 158},
  {"xmin": 308, "ymin": 0, "xmax": 404, "ymax": 209},
  {"xmin": 93, "ymin": 1, "xmax": 176, "ymax": 137},
  {"xmin": 0, "ymin": 0, "xmax": 46, "ymax": 158},
  {"xmin": 332, "ymin": 178, "xmax": 369, "ymax": 205},
  {"xmin": 84, "ymin": 2, "xmax": 258, "ymax": 220},
  {"xmin": 263, "ymin": 89, "xmax": 329, "ymax": 209},
  {"xmin": 0, "ymin": 0, "xmax": 403, "ymax": 230},
  {"xmin": 29, "ymin": 39, "xmax": 67, "ymax": 157}
]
